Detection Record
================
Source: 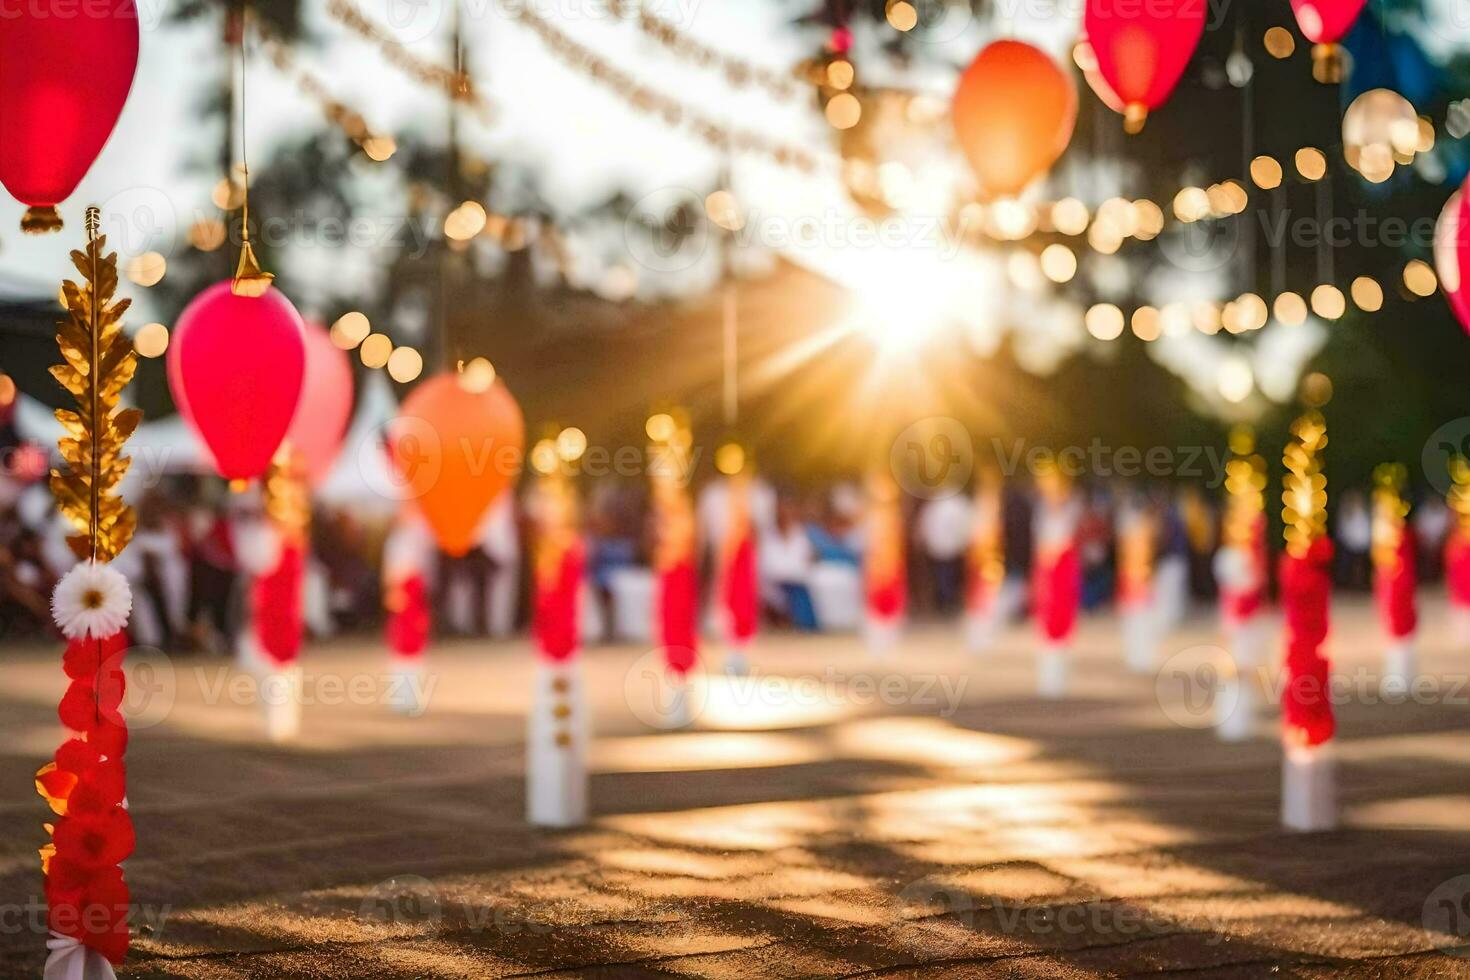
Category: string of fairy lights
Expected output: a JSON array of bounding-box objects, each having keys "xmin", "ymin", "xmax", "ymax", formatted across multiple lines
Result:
[
  {"xmin": 324, "ymin": 0, "xmax": 492, "ymax": 124},
  {"xmin": 112, "ymin": 6, "xmax": 1459, "ymax": 397}
]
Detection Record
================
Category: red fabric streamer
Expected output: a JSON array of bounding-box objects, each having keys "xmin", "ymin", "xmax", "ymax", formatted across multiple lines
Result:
[
  {"xmin": 867, "ymin": 571, "xmax": 907, "ymax": 621},
  {"xmin": 385, "ymin": 574, "xmax": 432, "ymax": 659},
  {"xmin": 660, "ymin": 559, "xmax": 699, "ymax": 676},
  {"xmin": 534, "ymin": 538, "xmax": 585, "ymax": 663},
  {"xmin": 721, "ymin": 534, "xmax": 759, "ymax": 644},
  {"xmin": 253, "ymin": 541, "xmax": 305, "ymax": 667},
  {"xmin": 1446, "ymin": 528, "xmax": 1470, "ymax": 607},
  {"xmin": 36, "ymin": 630, "xmax": 132, "ymax": 964},
  {"xmin": 1032, "ymin": 545, "xmax": 1081, "ymax": 642},
  {"xmin": 1279, "ymin": 538, "xmax": 1335, "ymax": 747},
  {"xmin": 1374, "ymin": 531, "xmax": 1418, "ymax": 639}
]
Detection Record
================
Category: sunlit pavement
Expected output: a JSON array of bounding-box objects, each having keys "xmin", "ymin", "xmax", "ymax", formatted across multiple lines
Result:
[{"xmin": 2, "ymin": 596, "xmax": 1468, "ymax": 977}]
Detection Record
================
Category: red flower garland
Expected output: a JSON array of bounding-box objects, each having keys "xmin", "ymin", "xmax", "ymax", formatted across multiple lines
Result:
[
  {"xmin": 253, "ymin": 541, "xmax": 305, "ymax": 666},
  {"xmin": 385, "ymin": 574, "xmax": 432, "ymax": 658},
  {"xmin": 1279, "ymin": 537, "xmax": 1335, "ymax": 746},
  {"xmin": 534, "ymin": 537, "xmax": 585, "ymax": 663},
  {"xmin": 1374, "ymin": 529, "xmax": 1418, "ymax": 640},
  {"xmin": 659, "ymin": 559, "xmax": 699, "ymax": 676},
  {"xmin": 721, "ymin": 534, "xmax": 759, "ymax": 644},
  {"xmin": 35, "ymin": 630, "xmax": 133, "ymax": 964},
  {"xmin": 1446, "ymin": 527, "xmax": 1470, "ymax": 608},
  {"xmin": 1033, "ymin": 545, "xmax": 1081, "ymax": 642}
]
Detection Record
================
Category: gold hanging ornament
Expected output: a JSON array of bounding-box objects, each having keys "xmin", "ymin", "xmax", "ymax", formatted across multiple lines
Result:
[{"xmin": 49, "ymin": 207, "xmax": 142, "ymax": 562}]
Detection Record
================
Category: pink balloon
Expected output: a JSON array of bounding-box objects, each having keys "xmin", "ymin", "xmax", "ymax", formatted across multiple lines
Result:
[
  {"xmin": 1436, "ymin": 186, "xmax": 1470, "ymax": 334},
  {"xmin": 285, "ymin": 322, "xmax": 354, "ymax": 485},
  {"xmin": 167, "ymin": 281, "xmax": 306, "ymax": 480},
  {"xmin": 1084, "ymin": 0, "xmax": 1206, "ymax": 130},
  {"xmin": 1289, "ymin": 0, "xmax": 1368, "ymax": 44}
]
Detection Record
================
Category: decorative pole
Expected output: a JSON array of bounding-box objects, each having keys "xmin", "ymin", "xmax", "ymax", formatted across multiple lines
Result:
[
  {"xmin": 1371, "ymin": 463, "xmax": 1418, "ymax": 695},
  {"xmin": 1444, "ymin": 455, "xmax": 1470, "ymax": 647},
  {"xmin": 36, "ymin": 206, "xmax": 140, "ymax": 978},
  {"xmin": 382, "ymin": 511, "xmax": 435, "ymax": 715},
  {"xmin": 1214, "ymin": 425, "xmax": 1268, "ymax": 741},
  {"xmin": 1116, "ymin": 493, "xmax": 1159, "ymax": 675},
  {"xmin": 964, "ymin": 464, "xmax": 1005, "ymax": 653},
  {"xmin": 862, "ymin": 465, "xmax": 906, "ymax": 656},
  {"xmin": 235, "ymin": 449, "xmax": 311, "ymax": 741},
  {"xmin": 714, "ymin": 441, "xmax": 758, "ymax": 676},
  {"xmin": 1279, "ymin": 409, "xmax": 1336, "ymax": 831},
  {"xmin": 1031, "ymin": 455, "xmax": 1081, "ymax": 699},
  {"xmin": 648, "ymin": 410, "xmax": 699, "ymax": 727},
  {"xmin": 527, "ymin": 431, "xmax": 589, "ymax": 825}
]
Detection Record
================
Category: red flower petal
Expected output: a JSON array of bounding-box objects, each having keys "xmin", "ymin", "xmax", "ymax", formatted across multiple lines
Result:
[
  {"xmin": 55, "ymin": 738, "xmax": 102, "ymax": 774},
  {"xmin": 57, "ymin": 680, "xmax": 100, "ymax": 733},
  {"xmin": 67, "ymin": 763, "xmax": 126, "ymax": 814},
  {"xmin": 52, "ymin": 808, "xmax": 134, "ymax": 868},
  {"xmin": 88, "ymin": 718, "xmax": 129, "ymax": 760}
]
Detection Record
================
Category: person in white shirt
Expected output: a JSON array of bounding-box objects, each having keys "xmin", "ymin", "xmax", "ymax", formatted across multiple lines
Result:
[{"xmin": 917, "ymin": 493, "xmax": 974, "ymax": 613}]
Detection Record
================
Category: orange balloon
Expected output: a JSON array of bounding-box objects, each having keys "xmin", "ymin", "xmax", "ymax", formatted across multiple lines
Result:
[
  {"xmin": 952, "ymin": 40, "xmax": 1077, "ymax": 199},
  {"xmin": 388, "ymin": 371, "xmax": 525, "ymax": 557}
]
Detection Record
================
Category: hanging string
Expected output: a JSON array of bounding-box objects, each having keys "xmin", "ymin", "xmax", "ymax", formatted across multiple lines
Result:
[
  {"xmin": 232, "ymin": 8, "xmax": 273, "ymax": 296},
  {"xmin": 722, "ymin": 277, "xmax": 737, "ymax": 427},
  {"xmin": 1323, "ymin": 173, "xmax": 1334, "ymax": 283},
  {"xmin": 1240, "ymin": 25, "xmax": 1256, "ymax": 301}
]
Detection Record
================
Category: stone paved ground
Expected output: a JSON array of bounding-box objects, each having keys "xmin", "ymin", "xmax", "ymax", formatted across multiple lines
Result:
[{"xmin": 3, "ymin": 597, "xmax": 1470, "ymax": 978}]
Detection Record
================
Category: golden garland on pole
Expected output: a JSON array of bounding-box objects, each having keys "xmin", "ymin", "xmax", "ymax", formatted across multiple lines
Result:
[{"xmin": 51, "ymin": 208, "xmax": 141, "ymax": 561}]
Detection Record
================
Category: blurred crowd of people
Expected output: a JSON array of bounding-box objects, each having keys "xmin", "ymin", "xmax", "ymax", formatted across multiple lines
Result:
[{"xmin": 1, "ymin": 459, "xmax": 1463, "ymax": 650}]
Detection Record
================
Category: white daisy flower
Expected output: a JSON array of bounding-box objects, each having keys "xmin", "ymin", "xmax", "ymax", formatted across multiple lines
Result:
[{"xmin": 51, "ymin": 562, "xmax": 132, "ymax": 641}]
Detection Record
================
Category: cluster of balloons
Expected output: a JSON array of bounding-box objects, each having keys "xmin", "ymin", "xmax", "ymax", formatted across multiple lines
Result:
[
  {"xmin": 168, "ymin": 282, "xmax": 524, "ymax": 557},
  {"xmin": 949, "ymin": 0, "xmax": 1373, "ymax": 197}
]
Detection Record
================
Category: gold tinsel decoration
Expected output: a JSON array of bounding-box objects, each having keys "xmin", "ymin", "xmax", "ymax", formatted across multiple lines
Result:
[
  {"xmin": 1281, "ymin": 411, "xmax": 1328, "ymax": 559},
  {"xmin": 1222, "ymin": 424, "xmax": 1267, "ymax": 549},
  {"xmin": 1448, "ymin": 455, "xmax": 1470, "ymax": 532},
  {"xmin": 262, "ymin": 446, "xmax": 311, "ymax": 542},
  {"xmin": 49, "ymin": 207, "xmax": 141, "ymax": 562},
  {"xmin": 1371, "ymin": 462, "xmax": 1409, "ymax": 571}
]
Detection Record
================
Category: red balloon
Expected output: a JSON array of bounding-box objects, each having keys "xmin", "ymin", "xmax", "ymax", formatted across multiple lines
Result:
[
  {"xmin": 1291, "ymin": 0, "xmax": 1367, "ymax": 81},
  {"xmin": 167, "ymin": 282, "xmax": 306, "ymax": 481},
  {"xmin": 285, "ymin": 322, "xmax": 354, "ymax": 485},
  {"xmin": 1290, "ymin": 0, "xmax": 1367, "ymax": 44},
  {"xmin": 1436, "ymin": 186, "xmax": 1470, "ymax": 334},
  {"xmin": 0, "ymin": 0, "xmax": 139, "ymax": 232},
  {"xmin": 952, "ymin": 41, "xmax": 1077, "ymax": 199},
  {"xmin": 389, "ymin": 372, "xmax": 524, "ymax": 557},
  {"xmin": 1084, "ymin": 0, "xmax": 1206, "ymax": 133}
]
